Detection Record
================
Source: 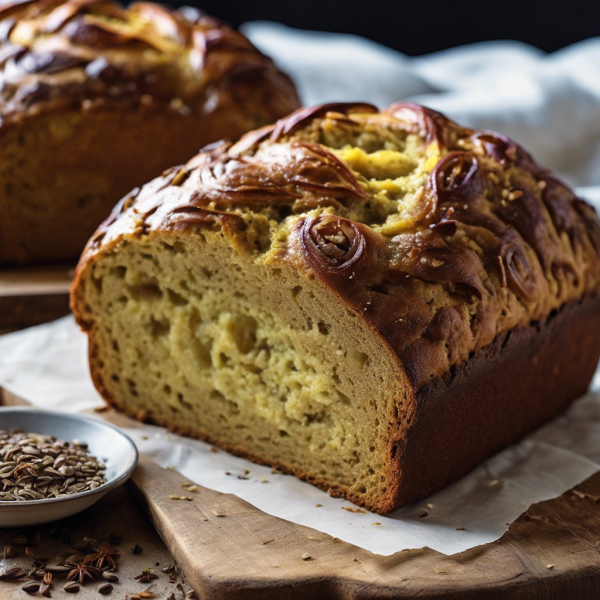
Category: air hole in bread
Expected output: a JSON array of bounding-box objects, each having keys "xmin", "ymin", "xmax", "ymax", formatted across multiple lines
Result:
[{"xmin": 128, "ymin": 282, "xmax": 162, "ymax": 301}]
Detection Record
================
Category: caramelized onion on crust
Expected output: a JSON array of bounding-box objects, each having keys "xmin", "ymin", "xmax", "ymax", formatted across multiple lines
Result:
[
  {"xmin": 270, "ymin": 102, "xmax": 378, "ymax": 142},
  {"xmin": 430, "ymin": 151, "xmax": 483, "ymax": 204},
  {"xmin": 471, "ymin": 130, "xmax": 540, "ymax": 174},
  {"xmin": 385, "ymin": 102, "xmax": 452, "ymax": 148},
  {"xmin": 301, "ymin": 215, "xmax": 366, "ymax": 270}
]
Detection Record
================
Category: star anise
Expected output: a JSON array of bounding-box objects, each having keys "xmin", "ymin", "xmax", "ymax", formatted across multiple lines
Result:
[
  {"xmin": 82, "ymin": 545, "xmax": 120, "ymax": 570},
  {"xmin": 67, "ymin": 562, "xmax": 99, "ymax": 584},
  {"xmin": 135, "ymin": 567, "xmax": 158, "ymax": 583}
]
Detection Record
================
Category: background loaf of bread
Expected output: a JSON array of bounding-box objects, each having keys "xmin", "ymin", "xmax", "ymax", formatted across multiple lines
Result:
[{"xmin": 0, "ymin": 0, "xmax": 299, "ymax": 265}]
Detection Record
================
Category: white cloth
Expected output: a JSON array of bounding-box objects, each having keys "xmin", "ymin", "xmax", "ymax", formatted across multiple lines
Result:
[{"xmin": 3, "ymin": 25, "xmax": 600, "ymax": 556}]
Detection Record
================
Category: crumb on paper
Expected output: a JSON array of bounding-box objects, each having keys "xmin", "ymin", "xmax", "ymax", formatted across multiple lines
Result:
[
  {"xmin": 341, "ymin": 506, "xmax": 366, "ymax": 513},
  {"xmin": 315, "ymin": 503, "xmax": 322, "ymax": 507},
  {"xmin": 372, "ymin": 522, "xmax": 382, "ymax": 527}
]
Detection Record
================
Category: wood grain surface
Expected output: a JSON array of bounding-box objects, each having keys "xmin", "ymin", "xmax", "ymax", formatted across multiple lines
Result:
[
  {"xmin": 131, "ymin": 456, "xmax": 600, "ymax": 600},
  {"xmin": 0, "ymin": 264, "xmax": 73, "ymax": 330}
]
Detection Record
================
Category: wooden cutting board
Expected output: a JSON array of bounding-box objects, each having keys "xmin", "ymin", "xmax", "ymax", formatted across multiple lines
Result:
[
  {"xmin": 0, "ymin": 264, "xmax": 73, "ymax": 331},
  {"xmin": 3, "ymin": 387, "xmax": 600, "ymax": 599}
]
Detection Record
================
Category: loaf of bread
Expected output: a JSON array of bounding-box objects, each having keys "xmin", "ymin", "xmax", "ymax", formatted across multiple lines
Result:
[
  {"xmin": 0, "ymin": 0, "xmax": 299, "ymax": 265},
  {"xmin": 71, "ymin": 102, "xmax": 600, "ymax": 513}
]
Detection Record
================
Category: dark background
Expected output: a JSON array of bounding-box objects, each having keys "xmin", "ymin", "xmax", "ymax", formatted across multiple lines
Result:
[{"xmin": 178, "ymin": 0, "xmax": 600, "ymax": 56}]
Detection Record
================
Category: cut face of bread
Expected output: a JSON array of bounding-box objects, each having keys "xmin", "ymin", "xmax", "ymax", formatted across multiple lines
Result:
[
  {"xmin": 78, "ymin": 230, "xmax": 411, "ymax": 511},
  {"xmin": 72, "ymin": 103, "xmax": 600, "ymax": 513}
]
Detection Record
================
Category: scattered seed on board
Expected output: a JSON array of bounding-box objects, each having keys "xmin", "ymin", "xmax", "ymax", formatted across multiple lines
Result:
[
  {"xmin": 0, "ymin": 429, "xmax": 106, "ymax": 501},
  {"xmin": 108, "ymin": 532, "xmax": 123, "ymax": 545},
  {"xmin": 39, "ymin": 572, "xmax": 53, "ymax": 597},
  {"xmin": 63, "ymin": 581, "xmax": 80, "ymax": 593},
  {"xmin": 0, "ymin": 566, "xmax": 26, "ymax": 579},
  {"xmin": 302, "ymin": 553, "xmax": 311, "ymax": 560},
  {"xmin": 98, "ymin": 582, "xmax": 113, "ymax": 594},
  {"xmin": 102, "ymin": 571, "xmax": 119, "ymax": 582},
  {"xmin": 21, "ymin": 581, "xmax": 40, "ymax": 594},
  {"xmin": 11, "ymin": 535, "xmax": 29, "ymax": 546}
]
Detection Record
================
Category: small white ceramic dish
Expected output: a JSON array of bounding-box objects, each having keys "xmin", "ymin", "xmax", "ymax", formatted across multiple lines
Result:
[{"xmin": 0, "ymin": 407, "xmax": 138, "ymax": 527}]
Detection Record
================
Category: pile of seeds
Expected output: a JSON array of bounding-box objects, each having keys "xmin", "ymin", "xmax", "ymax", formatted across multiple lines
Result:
[{"xmin": 0, "ymin": 430, "xmax": 106, "ymax": 501}]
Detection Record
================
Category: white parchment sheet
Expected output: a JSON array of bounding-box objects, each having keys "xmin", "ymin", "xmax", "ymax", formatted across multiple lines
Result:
[{"xmin": 4, "ymin": 28, "xmax": 600, "ymax": 555}]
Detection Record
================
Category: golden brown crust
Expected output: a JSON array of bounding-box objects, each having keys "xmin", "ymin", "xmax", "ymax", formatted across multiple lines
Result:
[
  {"xmin": 0, "ymin": 0, "xmax": 299, "ymax": 127},
  {"xmin": 76, "ymin": 102, "xmax": 600, "ymax": 391}
]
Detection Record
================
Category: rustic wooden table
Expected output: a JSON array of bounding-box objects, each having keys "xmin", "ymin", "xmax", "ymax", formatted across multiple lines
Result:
[{"xmin": 0, "ymin": 264, "xmax": 72, "ymax": 331}]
